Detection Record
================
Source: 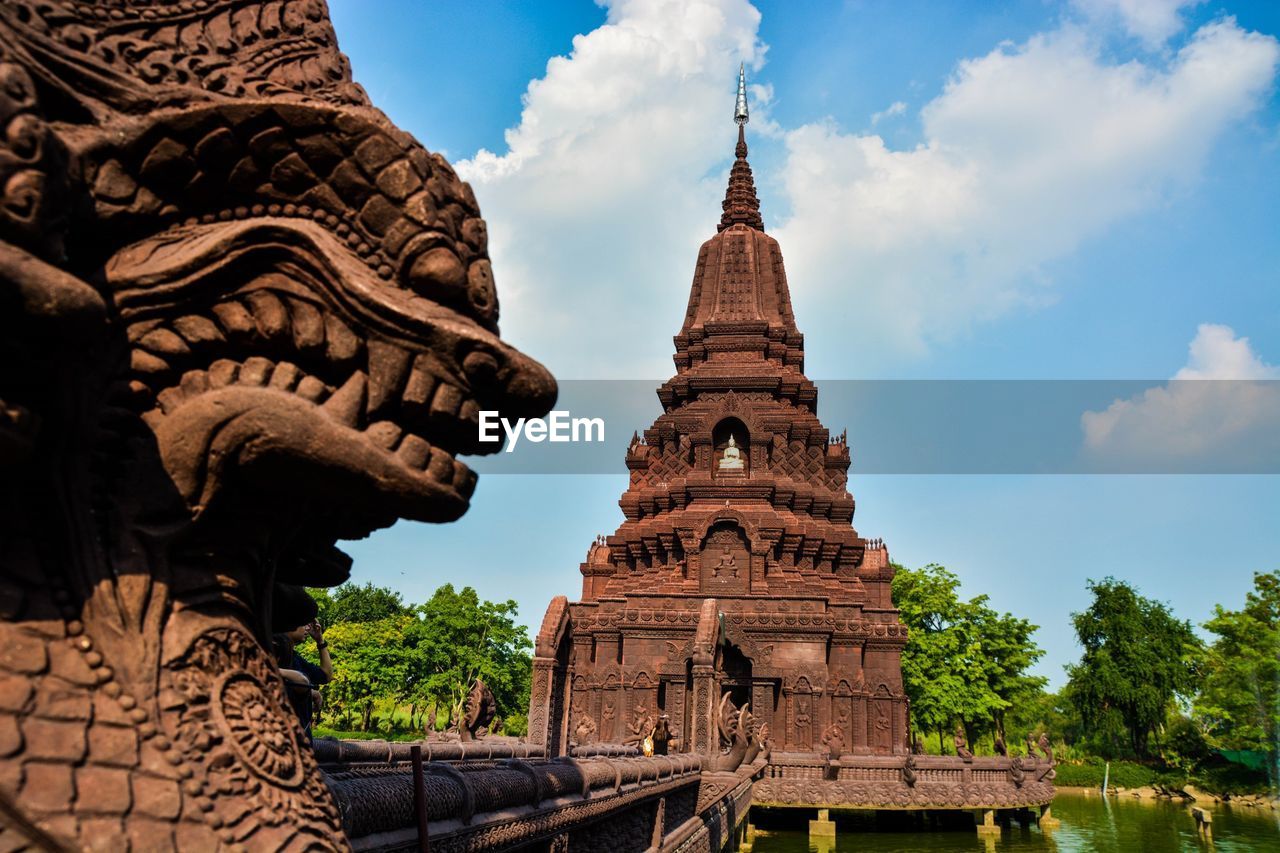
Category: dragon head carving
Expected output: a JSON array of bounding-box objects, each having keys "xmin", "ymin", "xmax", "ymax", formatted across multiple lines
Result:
[{"xmin": 0, "ymin": 1, "xmax": 555, "ymax": 847}]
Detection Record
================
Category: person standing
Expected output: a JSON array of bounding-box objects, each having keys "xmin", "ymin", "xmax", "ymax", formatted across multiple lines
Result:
[{"xmin": 275, "ymin": 621, "xmax": 332, "ymax": 740}]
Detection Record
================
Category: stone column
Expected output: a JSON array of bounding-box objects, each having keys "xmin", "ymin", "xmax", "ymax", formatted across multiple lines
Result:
[
  {"xmin": 667, "ymin": 681, "xmax": 686, "ymax": 750},
  {"xmin": 751, "ymin": 681, "xmax": 772, "ymax": 735},
  {"xmin": 528, "ymin": 656, "xmax": 556, "ymax": 751},
  {"xmin": 691, "ymin": 663, "xmax": 716, "ymax": 755}
]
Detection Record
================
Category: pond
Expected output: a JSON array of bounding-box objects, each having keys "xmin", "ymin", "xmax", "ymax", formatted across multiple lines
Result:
[{"xmin": 747, "ymin": 790, "xmax": 1280, "ymax": 852}]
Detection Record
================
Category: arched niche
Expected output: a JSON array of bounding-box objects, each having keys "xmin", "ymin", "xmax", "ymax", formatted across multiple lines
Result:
[
  {"xmin": 712, "ymin": 417, "xmax": 749, "ymax": 477},
  {"xmin": 699, "ymin": 520, "xmax": 750, "ymax": 595},
  {"xmin": 716, "ymin": 639, "xmax": 753, "ymax": 713}
]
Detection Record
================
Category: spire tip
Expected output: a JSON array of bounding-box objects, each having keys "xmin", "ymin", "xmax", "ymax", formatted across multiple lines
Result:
[{"xmin": 734, "ymin": 63, "xmax": 749, "ymax": 126}]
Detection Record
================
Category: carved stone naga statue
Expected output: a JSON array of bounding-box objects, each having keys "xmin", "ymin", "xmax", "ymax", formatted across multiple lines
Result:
[
  {"xmin": 710, "ymin": 693, "xmax": 757, "ymax": 772},
  {"xmin": 0, "ymin": 1, "xmax": 555, "ymax": 849},
  {"xmin": 459, "ymin": 678, "xmax": 496, "ymax": 742}
]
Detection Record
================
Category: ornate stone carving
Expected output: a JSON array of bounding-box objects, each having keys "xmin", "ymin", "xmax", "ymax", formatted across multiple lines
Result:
[
  {"xmin": 0, "ymin": 1, "xmax": 555, "ymax": 847},
  {"xmin": 461, "ymin": 678, "xmax": 497, "ymax": 742},
  {"xmin": 572, "ymin": 706, "xmax": 597, "ymax": 747},
  {"xmin": 754, "ymin": 776, "xmax": 1057, "ymax": 811},
  {"xmin": 1037, "ymin": 731, "xmax": 1054, "ymax": 764},
  {"xmin": 624, "ymin": 705, "xmax": 655, "ymax": 746},
  {"xmin": 954, "ymin": 724, "xmax": 974, "ymax": 762},
  {"xmin": 821, "ymin": 723, "xmax": 845, "ymax": 759}
]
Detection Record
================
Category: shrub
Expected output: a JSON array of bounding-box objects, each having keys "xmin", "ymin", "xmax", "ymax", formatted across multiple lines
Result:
[{"xmin": 1053, "ymin": 759, "xmax": 1157, "ymax": 789}]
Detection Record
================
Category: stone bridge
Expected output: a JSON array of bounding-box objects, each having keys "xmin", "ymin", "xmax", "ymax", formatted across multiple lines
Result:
[{"xmin": 314, "ymin": 739, "xmax": 760, "ymax": 852}]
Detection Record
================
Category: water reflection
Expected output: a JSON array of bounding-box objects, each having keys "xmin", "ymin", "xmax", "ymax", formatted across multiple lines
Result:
[{"xmin": 748, "ymin": 792, "xmax": 1280, "ymax": 852}]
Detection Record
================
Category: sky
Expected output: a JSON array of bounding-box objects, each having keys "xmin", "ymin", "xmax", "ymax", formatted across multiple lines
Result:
[{"xmin": 327, "ymin": 0, "xmax": 1280, "ymax": 688}]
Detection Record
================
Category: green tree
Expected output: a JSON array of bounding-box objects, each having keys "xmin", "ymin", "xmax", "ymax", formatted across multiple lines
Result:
[
  {"xmin": 1066, "ymin": 578, "xmax": 1201, "ymax": 757},
  {"xmin": 410, "ymin": 584, "xmax": 532, "ymax": 733},
  {"xmin": 300, "ymin": 583, "xmax": 531, "ymax": 735},
  {"xmin": 1007, "ymin": 689, "xmax": 1083, "ymax": 747},
  {"xmin": 893, "ymin": 564, "xmax": 1045, "ymax": 752},
  {"xmin": 894, "ymin": 564, "xmax": 973, "ymax": 751},
  {"xmin": 322, "ymin": 615, "xmax": 416, "ymax": 731},
  {"xmin": 974, "ymin": 605, "xmax": 1047, "ymax": 743},
  {"xmin": 309, "ymin": 582, "xmax": 406, "ymax": 625},
  {"xmin": 1194, "ymin": 570, "xmax": 1280, "ymax": 760}
]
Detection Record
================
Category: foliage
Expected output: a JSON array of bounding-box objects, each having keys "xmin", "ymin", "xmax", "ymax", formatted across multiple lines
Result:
[
  {"xmin": 299, "ymin": 582, "xmax": 531, "ymax": 735},
  {"xmin": 316, "ymin": 615, "xmax": 415, "ymax": 731},
  {"xmin": 1065, "ymin": 578, "xmax": 1202, "ymax": 757},
  {"xmin": 1052, "ymin": 759, "xmax": 1157, "ymax": 790},
  {"xmin": 1194, "ymin": 571, "xmax": 1280, "ymax": 760},
  {"xmin": 410, "ymin": 583, "xmax": 532, "ymax": 731},
  {"xmin": 893, "ymin": 563, "xmax": 1045, "ymax": 752},
  {"xmin": 309, "ymin": 582, "xmax": 406, "ymax": 626},
  {"xmin": 1191, "ymin": 757, "xmax": 1272, "ymax": 797},
  {"xmin": 1163, "ymin": 714, "xmax": 1210, "ymax": 773},
  {"xmin": 313, "ymin": 725, "xmax": 422, "ymax": 742}
]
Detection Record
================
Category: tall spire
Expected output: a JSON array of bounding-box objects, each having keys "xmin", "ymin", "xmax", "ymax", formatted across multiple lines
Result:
[
  {"xmin": 734, "ymin": 62, "xmax": 749, "ymax": 125},
  {"xmin": 719, "ymin": 63, "xmax": 764, "ymax": 232}
]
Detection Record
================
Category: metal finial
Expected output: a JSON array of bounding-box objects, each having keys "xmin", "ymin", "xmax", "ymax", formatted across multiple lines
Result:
[{"xmin": 734, "ymin": 62, "xmax": 749, "ymax": 125}]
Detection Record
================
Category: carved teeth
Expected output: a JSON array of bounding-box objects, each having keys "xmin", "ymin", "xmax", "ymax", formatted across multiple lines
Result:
[
  {"xmin": 321, "ymin": 371, "xmax": 367, "ymax": 428},
  {"xmin": 452, "ymin": 460, "xmax": 477, "ymax": 498},
  {"xmin": 296, "ymin": 375, "xmax": 328, "ymax": 402},
  {"xmin": 208, "ymin": 359, "xmax": 239, "ymax": 388},
  {"xmin": 269, "ymin": 361, "xmax": 302, "ymax": 391},
  {"xmin": 157, "ymin": 386, "xmax": 185, "ymax": 415},
  {"xmin": 239, "ymin": 356, "xmax": 274, "ymax": 386},
  {"xmin": 366, "ymin": 420, "xmax": 403, "ymax": 450},
  {"xmin": 211, "ymin": 301, "xmax": 256, "ymax": 341},
  {"xmin": 174, "ymin": 315, "xmax": 225, "ymax": 346},
  {"xmin": 288, "ymin": 298, "xmax": 325, "ymax": 353},
  {"xmin": 180, "ymin": 370, "xmax": 210, "ymax": 398},
  {"xmin": 131, "ymin": 350, "xmax": 170, "ymax": 376},
  {"xmin": 246, "ymin": 291, "xmax": 289, "ymax": 342},
  {"xmin": 401, "ymin": 354, "xmax": 437, "ymax": 413},
  {"xmin": 429, "ymin": 381, "xmax": 463, "ymax": 418},
  {"xmin": 138, "ymin": 328, "xmax": 190, "ymax": 357},
  {"xmin": 366, "ymin": 339, "xmax": 413, "ymax": 418},
  {"xmin": 397, "ymin": 434, "xmax": 431, "ymax": 469},
  {"xmin": 325, "ymin": 314, "xmax": 361, "ymax": 363},
  {"xmin": 127, "ymin": 319, "xmax": 162, "ymax": 344},
  {"xmin": 427, "ymin": 446, "xmax": 454, "ymax": 482}
]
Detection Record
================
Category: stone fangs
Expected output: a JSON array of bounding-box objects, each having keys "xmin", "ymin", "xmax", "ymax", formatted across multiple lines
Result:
[{"xmin": 143, "ymin": 356, "xmax": 478, "ymax": 507}]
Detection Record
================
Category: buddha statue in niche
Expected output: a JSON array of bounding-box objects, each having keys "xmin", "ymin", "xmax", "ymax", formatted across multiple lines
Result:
[{"xmin": 720, "ymin": 434, "xmax": 746, "ymax": 470}]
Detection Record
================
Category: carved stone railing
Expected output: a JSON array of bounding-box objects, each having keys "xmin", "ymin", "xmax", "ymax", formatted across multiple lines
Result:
[
  {"xmin": 314, "ymin": 737, "xmax": 547, "ymax": 765},
  {"xmin": 315, "ymin": 740, "xmax": 768, "ymax": 852},
  {"xmin": 322, "ymin": 750, "xmax": 706, "ymax": 851},
  {"xmin": 754, "ymin": 753, "xmax": 1055, "ymax": 810}
]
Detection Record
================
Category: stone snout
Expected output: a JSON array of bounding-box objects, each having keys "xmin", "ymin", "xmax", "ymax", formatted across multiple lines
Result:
[{"xmin": 478, "ymin": 410, "xmax": 605, "ymax": 452}]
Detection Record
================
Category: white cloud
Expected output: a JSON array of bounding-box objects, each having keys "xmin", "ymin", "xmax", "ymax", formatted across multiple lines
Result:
[
  {"xmin": 774, "ymin": 20, "xmax": 1279, "ymax": 368},
  {"xmin": 1072, "ymin": 0, "xmax": 1203, "ymax": 47},
  {"xmin": 458, "ymin": 1, "xmax": 1278, "ymax": 378},
  {"xmin": 1081, "ymin": 324, "xmax": 1280, "ymax": 470},
  {"xmin": 871, "ymin": 101, "xmax": 907, "ymax": 125},
  {"xmin": 1173, "ymin": 323, "xmax": 1280, "ymax": 380},
  {"xmin": 457, "ymin": 0, "xmax": 767, "ymax": 377}
]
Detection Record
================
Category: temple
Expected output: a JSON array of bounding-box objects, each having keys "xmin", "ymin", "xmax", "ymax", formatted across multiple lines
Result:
[
  {"xmin": 532, "ymin": 64, "xmax": 907, "ymax": 759},
  {"xmin": 529, "ymin": 67, "xmax": 1056, "ymax": 832}
]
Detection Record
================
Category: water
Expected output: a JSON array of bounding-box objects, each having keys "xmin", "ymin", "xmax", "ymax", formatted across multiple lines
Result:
[{"xmin": 748, "ymin": 791, "xmax": 1280, "ymax": 852}]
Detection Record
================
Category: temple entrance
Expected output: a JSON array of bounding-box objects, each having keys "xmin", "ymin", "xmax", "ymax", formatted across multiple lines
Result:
[{"xmin": 718, "ymin": 639, "xmax": 753, "ymax": 712}]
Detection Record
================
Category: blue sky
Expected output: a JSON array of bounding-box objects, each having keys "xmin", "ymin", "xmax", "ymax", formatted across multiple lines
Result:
[{"xmin": 329, "ymin": 0, "xmax": 1279, "ymax": 688}]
